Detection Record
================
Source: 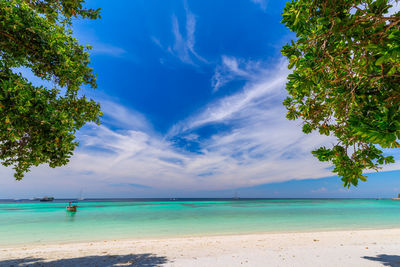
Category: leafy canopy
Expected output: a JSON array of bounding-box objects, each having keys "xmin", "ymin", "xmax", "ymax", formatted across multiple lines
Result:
[
  {"xmin": 282, "ymin": 0, "xmax": 400, "ymax": 187},
  {"xmin": 0, "ymin": 0, "xmax": 101, "ymax": 180}
]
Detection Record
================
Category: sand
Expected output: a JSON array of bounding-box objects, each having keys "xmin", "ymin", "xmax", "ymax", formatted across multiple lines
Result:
[{"xmin": 1, "ymin": 228, "xmax": 400, "ymax": 266}]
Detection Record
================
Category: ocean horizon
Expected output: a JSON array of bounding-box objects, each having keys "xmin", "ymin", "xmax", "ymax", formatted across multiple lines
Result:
[{"xmin": 1, "ymin": 197, "xmax": 393, "ymax": 202}]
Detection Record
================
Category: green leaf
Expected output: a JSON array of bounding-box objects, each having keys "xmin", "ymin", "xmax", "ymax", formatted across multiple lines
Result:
[
  {"xmin": 281, "ymin": 0, "xmax": 399, "ymax": 188},
  {"xmin": 0, "ymin": 0, "xmax": 101, "ymax": 180}
]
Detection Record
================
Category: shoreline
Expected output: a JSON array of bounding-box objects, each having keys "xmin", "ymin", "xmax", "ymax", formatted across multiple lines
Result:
[
  {"xmin": 2, "ymin": 225, "xmax": 400, "ymax": 248},
  {"xmin": 2, "ymin": 228, "xmax": 400, "ymax": 266}
]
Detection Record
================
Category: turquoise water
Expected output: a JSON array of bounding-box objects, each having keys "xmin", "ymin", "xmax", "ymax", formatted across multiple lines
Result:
[{"xmin": 1, "ymin": 199, "xmax": 400, "ymax": 246}]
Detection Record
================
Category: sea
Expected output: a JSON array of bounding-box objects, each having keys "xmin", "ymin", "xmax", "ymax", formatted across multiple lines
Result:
[{"xmin": 1, "ymin": 198, "xmax": 400, "ymax": 246}]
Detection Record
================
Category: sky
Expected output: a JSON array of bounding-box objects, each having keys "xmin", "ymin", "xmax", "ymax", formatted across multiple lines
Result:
[{"xmin": 1, "ymin": 0, "xmax": 400, "ymax": 199}]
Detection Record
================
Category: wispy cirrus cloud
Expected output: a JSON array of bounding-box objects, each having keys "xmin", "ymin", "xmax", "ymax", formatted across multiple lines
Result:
[
  {"xmin": 91, "ymin": 42, "xmax": 126, "ymax": 57},
  {"xmin": 170, "ymin": 2, "xmax": 207, "ymax": 65},
  {"xmin": 166, "ymin": 58, "xmax": 336, "ymax": 189},
  {"xmin": 311, "ymin": 187, "xmax": 327, "ymax": 193},
  {"xmin": 250, "ymin": 0, "xmax": 268, "ymax": 11},
  {"xmin": 99, "ymin": 100, "xmax": 152, "ymax": 132},
  {"xmin": 152, "ymin": 2, "xmax": 207, "ymax": 66},
  {"xmin": 73, "ymin": 28, "xmax": 126, "ymax": 57},
  {"xmin": 5, "ymin": 55, "xmax": 400, "ymax": 198},
  {"xmin": 211, "ymin": 56, "xmax": 267, "ymax": 92},
  {"xmin": 1, "ymin": 58, "xmax": 339, "ymax": 197}
]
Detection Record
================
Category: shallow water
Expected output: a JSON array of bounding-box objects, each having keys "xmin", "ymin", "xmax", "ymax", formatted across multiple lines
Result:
[{"xmin": 1, "ymin": 199, "xmax": 400, "ymax": 246}]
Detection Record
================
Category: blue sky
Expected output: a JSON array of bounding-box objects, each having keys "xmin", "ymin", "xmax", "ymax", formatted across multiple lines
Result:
[{"xmin": 1, "ymin": 0, "xmax": 400, "ymax": 198}]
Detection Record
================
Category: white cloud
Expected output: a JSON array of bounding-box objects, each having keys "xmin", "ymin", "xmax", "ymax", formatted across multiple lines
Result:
[
  {"xmin": 170, "ymin": 14, "xmax": 192, "ymax": 64},
  {"xmin": 183, "ymin": 2, "xmax": 207, "ymax": 64},
  {"xmin": 77, "ymin": 60, "xmax": 333, "ymax": 189},
  {"xmin": 153, "ymin": 3, "xmax": 207, "ymax": 66},
  {"xmin": 311, "ymin": 187, "xmax": 327, "ymax": 193},
  {"xmin": 99, "ymin": 100, "xmax": 152, "ymax": 132},
  {"xmin": 151, "ymin": 36, "xmax": 163, "ymax": 49},
  {"xmin": 165, "ymin": 58, "xmax": 335, "ymax": 189},
  {"xmin": 5, "ymin": 56, "xmax": 399, "ymax": 198},
  {"xmin": 250, "ymin": 0, "xmax": 268, "ymax": 11},
  {"xmin": 1, "ymin": 58, "xmax": 336, "ymax": 197},
  {"xmin": 211, "ymin": 56, "xmax": 260, "ymax": 92},
  {"xmin": 91, "ymin": 42, "xmax": 126, "ymax": 57},
  {"xmin": 182, "ymin": 57, "xmax": 288, "ymax": 129},
  {"xmin": 73, "ymin": 28, "xmax": 126, "ymax": 57}
]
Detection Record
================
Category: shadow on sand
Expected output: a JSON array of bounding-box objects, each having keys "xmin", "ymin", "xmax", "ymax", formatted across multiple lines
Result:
[
  {"xmin": 0, "ymin": 253, "xmax": 168, "ymax": 267},
  {"xmin": 363, "ymin": 254, "xmax": 400, "ymax": 267}
]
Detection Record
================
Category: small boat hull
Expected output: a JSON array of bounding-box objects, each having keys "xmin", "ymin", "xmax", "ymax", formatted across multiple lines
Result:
[
  {"xmin": 66, "ymin": 206, "xmax": 77, "ymax": 212},
  {"xmin": 40, "ymin": 197, "xmax": 54, "ymax": 202}
]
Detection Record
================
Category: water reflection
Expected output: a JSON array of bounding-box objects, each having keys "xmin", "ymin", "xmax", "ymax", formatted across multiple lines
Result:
[{"xmin": 65, "ymin": 211, "xmax": 76, "ymax": 222}]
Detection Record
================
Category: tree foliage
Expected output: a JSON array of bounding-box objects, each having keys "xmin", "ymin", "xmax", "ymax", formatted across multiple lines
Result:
[
  {"xmin": 282, "ymin": 0, "xmax": 400, "ymax": 187},
  {"xmin": 0, "ymin": 0, "xmax": 101, "ymax": 180}
]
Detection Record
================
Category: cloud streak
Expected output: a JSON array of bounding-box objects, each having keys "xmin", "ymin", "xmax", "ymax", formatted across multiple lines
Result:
[
  {"xmin": 211, "ymin": 56, "xmax": 263, "ymax": 92},
  {"xmin": 153, "ymin": 2, "xmax": 207, "ymax": 66},
  {"xmin": 250, "ymin": 0, "xmax": 268, "ymax": 11},
  {"xmin": 73, "ymin": 28, "xmax": 126, "ymax": 57},
  {"xmin": 91, "ymin": 42, "xmax": 126, "ymax": 57},
  {"xmin": 6, "ymin": 49, "xmax": 400, "ymax": 198},
  {"xmin": 0, "ymin": 57, "xmax": 343, "ymax": 198}
]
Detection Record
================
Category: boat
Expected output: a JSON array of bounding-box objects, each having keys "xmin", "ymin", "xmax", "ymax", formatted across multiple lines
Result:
[
  {"xmin": 392, "ymin": 194, "xmax": 400, "ymax": 200},
  {"xmin": 232, "ymin": 191, "xmax": 240, "ymax": 200},
  {"xmin": 77, "ymin": 189, "xmax": 84, "ymax": 201},
  {"xmin": 66, "ymin": 205, "xmax": 77, "ymax": 212},
  {"xmin": 39, "ymin": 196, "xmax": 54, "ymax": 202},
  {"xmin": 66, "ymin": 202, "xmax": 77, "ymax": 212}
]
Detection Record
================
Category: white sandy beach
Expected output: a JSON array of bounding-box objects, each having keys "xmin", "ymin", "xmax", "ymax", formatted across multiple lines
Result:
[{"xmin": 1, "ymin": 228, "xmax": 400, "ymax": 266}]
